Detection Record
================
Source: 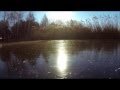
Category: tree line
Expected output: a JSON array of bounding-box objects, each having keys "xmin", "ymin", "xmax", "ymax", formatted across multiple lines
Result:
[
  {"xmin": 0, "ymin": 11, "xmax": 120, "ymax": 42},
  {"xmin": 0, "ymin": 11, "xmax": 49, "ymax": 41}
]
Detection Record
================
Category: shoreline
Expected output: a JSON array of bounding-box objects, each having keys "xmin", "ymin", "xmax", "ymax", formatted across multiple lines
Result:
[{"xmin": 1, "ymin": 38, "xmax": 120, "ymax": 45}]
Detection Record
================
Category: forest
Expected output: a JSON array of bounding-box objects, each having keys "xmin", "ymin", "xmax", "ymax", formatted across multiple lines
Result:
[{"xmin": 0, "ymin": 11, "xmax": 120, "ymax": 42}]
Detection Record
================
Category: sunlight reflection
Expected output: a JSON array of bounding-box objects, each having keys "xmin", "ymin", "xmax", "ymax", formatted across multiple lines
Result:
[
  {"xmin": 57, "ymin": 40, "xmax": 68, "ymax": 78},
  {"xmin": 57, "ymin": 47, "xmax": 67, "ymax": 72}
]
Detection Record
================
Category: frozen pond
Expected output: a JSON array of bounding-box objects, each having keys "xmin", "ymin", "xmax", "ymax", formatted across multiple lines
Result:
[{"xmin": 0, "ymin": 40, "xmax": 120, "ymax": 79}]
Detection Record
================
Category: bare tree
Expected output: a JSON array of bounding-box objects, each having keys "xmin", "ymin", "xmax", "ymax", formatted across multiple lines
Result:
[
  {"xmin": 40, "ymin": 14, "xmax": 48, "ymax": 29},
  {"xmin": 25, "ymin": 12, "xmax": 36, "ymax": 37}
]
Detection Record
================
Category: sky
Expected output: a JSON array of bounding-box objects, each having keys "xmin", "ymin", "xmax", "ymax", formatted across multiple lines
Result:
[
  {"xmin": 0, "ymin": 11, "xmax": 119, "ymax": 23},
  {"xmin": 33, "ymin": 11, "xmax": 120, "ymax": 23}
]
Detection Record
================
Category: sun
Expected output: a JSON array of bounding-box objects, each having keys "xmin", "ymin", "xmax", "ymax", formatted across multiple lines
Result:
[{"xmin": 46, "ymin": 11, "xmax": 74, "ymax": 22}]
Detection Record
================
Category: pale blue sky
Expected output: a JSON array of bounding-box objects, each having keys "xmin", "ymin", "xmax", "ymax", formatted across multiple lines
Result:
[
  {"xmin": 33, "ymin": 11, "xmax": 120, "ymax": 22},
  {"xmin": 0, "ymin": 11, "xmax": 119, "ymax": 23}
]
